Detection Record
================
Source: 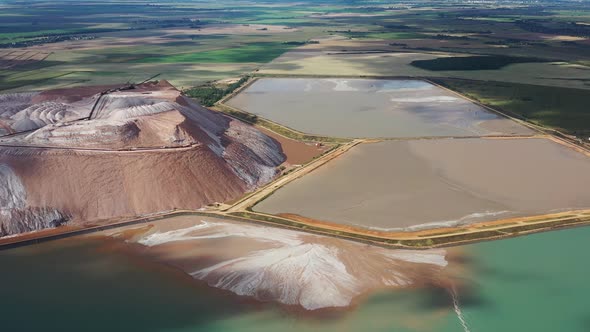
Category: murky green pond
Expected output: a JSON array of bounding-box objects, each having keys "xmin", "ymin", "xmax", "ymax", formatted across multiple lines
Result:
[{"xmin": 1, "ymin": 226, "xmax": 588, "ymax": 332}]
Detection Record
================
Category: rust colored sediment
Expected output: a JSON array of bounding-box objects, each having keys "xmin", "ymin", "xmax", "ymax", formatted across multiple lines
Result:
[{"xmin": 257, "ymin": 126, "xmax": 326, "ymax": 165}]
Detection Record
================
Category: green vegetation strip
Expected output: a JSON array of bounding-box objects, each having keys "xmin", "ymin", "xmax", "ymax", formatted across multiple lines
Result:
[
  {"xmin": 411, "ymin": 55, "xmax": 547, "ymax": 71},
  {"xmin": 431, "ymin": 78, "xmax": 590, "ymax": 137},
  {"xmin": 184, "ymin": 76, "xmax": 249, "ymax": 106},
  {"xmin": 134, "ymin": 42, "xmax": 295, "ymax": 64}
]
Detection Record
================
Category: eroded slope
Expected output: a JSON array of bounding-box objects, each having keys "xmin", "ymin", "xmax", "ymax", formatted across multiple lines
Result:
[{"xmin": 0, "ymin": 81, "xmax": 285, "ymax": 237}]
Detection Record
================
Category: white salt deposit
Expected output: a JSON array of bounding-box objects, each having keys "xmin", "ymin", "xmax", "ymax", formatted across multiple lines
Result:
[{"xmin": 136, "ymin": 218, "xmax": 448, "ymax": 310}]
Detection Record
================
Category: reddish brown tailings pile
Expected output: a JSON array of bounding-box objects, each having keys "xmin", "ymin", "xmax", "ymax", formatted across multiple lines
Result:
[{"xmin": 0, "ymin": 81, "xmax": 285, "ymax": 237}]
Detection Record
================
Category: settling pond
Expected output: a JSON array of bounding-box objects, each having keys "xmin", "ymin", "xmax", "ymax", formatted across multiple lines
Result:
[
  {"xmin": 1, "ymin": 220, "xmax": 589, "ymax": 332},
  {"xmin": 254, "ymin": 138, "xmax": 590, "ymax": 230},
  {"xmin": 226, "ymin": 78, "xmax": 533, "ymax": 138}
]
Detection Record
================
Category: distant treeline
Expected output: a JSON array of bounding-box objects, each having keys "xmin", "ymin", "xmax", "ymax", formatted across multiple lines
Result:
[
  {"xmin": 0, "ymin": 35, "xmax": 95, "ymax": 49},
  {"xmin": 411, "ymin": 55, "xmax": 547, "ymax": 71},
  {"xmin": 282, "ymin": 40, "xmax": 320, "ymax": 46},
  {"xmin": 516, "ymin": 20, "xmax": 590, "ymax": 38},
  {"xmin": 379, "ymin": 24, "xmax": 412, "ymax": 30},
  {"xmin": 184, "ymin": 76, "xmax": 249, "ymax": 107}
]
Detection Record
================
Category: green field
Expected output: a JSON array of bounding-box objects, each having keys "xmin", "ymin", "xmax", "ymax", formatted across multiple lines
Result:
[
  {"xmin": 0, "ymin": 0, "xmax": 589, "ymax": 109},
  {"xmin": 433, "ymin": 78, "xmax": 590, "ymax": 137},
  {"xmin": 184, "ymin": 76, "xmax": 249, "ymax": 106},
  {"xmin": 135, "ymin": 42, "xmax": 295, "ymax": 63}
]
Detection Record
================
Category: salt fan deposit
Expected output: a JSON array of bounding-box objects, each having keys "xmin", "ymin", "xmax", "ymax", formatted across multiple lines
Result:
[
  {"xmin": 117, "ymin": 215, "xmax": 450, "ymax": 310},
  {"xmin": 0, "ymin": 81, "xmax": 285, "ymax": 237}
]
